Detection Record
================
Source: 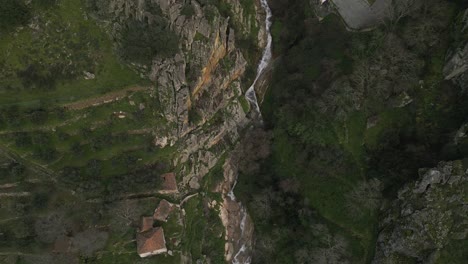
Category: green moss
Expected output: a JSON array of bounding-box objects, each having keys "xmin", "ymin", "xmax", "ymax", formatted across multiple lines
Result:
[
  {"xmin": 271, "ymin": 20, "xmax": 283, "ymax": 52},
  {"xmin": 181, "ymin": 195, "xmax": 225, "ymax": 262},
  {"xmin": 194, "ymin": 32, "xmax": 209, "ymax": 42},
  {"xmin": 239, "ymin": 96, "xmax": 250, "ymax": 114},
  {"xmin": 201, "ymin": 153, "xmax": 226, "ymax": 191}
]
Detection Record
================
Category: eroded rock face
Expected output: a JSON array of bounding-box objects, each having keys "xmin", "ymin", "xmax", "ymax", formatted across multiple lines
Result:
[
  {"xmin": 146, "ymin": 1, "xmax": 262, "ymax": 192},
  {"xmin": 92, "ymin": 0, "xmax": 263, "ymax": 192},
  {"xmin": 373, "ymin": 161, "xmax": 468, "ymax": 263},
  {"xmin": 91, "ymin": 1, "xmax": 266, "ymax": 262},
  {"xmin": 217, "ymin": 157, "xmax": 254, "ymax": 264}
]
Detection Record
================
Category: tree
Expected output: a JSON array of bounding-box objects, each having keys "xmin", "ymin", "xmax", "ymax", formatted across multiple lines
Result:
[
  {"xmin": 232, "ymin": 128, "xmax": 272, "ymax": 175},
  {"xmin": 311, "ymin": 234, "xmax": 350, "ymax": 264},
  {"xmin": 119, "ymin": 14, "xmax": 179, "ymax": 64},
  {"xmin": 382, "ymin": 0, "xmax": 422, "ymax": 29},
  {"xmin": 401, "ymin": 0, "xmax": 453, "ymax": 52},
  {"xmin": 71, "ymin": 229, "xmax": 108, "ymax": 257},
  {"xmin": 0, "ymin": 0, "xmax": 30, "ymax": 33},
  {"xmin": 71, "ymin": 142, "xmax": 83, "ymax": 155},
  {"xmin": 34, "ymin": 212, "xmax": 68, "ymax": 243},
  {"xmin": 345, "ymin": 179, "xmax": 382, "ymax": 218},
  {"xmin": 84, "ymin": 159, "xmax": 102, "ymax": 178},
  {"xmin": 9, "ymin": 162, "xmax": 26, "ymax": 179},
  {"xmin": 250, "ymin": 189, "xmax": 273, "ymax": 222},
  {"xmin": 108, "ymin": 199, "xmax": 139, "ymax": 232}
]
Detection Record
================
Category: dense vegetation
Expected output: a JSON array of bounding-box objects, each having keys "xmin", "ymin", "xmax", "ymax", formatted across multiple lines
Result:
[
  {"xmin": 0, "ymin": 0, "xmax": 30, "ymax": 33},
  {"xmin": 86, "ymin": 0, "xmax": 180, "ymax": 65},
  {"xmin": 119, "ymin": 18, "xmax": 179, "ymax": 64},
  {"xmin": 0, "ymin": 1, "xmax": 181, "ymax": 263},
  {"xmin": 236, "ymin": 0, "xmax": 468, "ymax": 263}
]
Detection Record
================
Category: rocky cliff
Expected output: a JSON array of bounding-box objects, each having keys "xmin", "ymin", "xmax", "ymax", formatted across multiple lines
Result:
[
  {"xmin": 373, "ymin": 160, "xmax": 468, "ymax": 263},
  {"xmin": 88, "ymin": 0, "xmax": 267, "ymax": 262}
]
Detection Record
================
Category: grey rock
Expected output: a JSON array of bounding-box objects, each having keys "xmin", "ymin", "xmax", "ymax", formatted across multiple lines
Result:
[
  {"xmin": 444, "ymin": 43, "xmax": 468, "ymax": 85},
  {"xmin": 188, "ymin": 177, "xmax": 200, "ymax": 190},
  {"xmin": 444, "ymin": 9, "xmax": 468, "ymax": 89},
  {"xmin": 373, "ymin": 161, "xmax": 468, "ymax": 263}
]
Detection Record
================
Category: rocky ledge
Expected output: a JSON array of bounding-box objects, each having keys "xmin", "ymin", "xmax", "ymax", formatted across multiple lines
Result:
[{"xmin": 373, "ymin": 160, "xmax": 468, "ymax": 263}]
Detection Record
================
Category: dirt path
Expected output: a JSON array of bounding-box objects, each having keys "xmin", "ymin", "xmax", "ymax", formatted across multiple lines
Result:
[{"xmin": 63, "ymin": 86, "xmax": 151, "ymax": 110}]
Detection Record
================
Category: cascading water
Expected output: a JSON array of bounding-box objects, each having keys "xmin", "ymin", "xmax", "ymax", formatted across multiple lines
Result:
[
  {"xmin": 229, "ymin": 1, "xmax": 273, "ymax": 263},
  {"xmin": 245, "ymin": 0, "xmax": 273, "ymax": 116}
]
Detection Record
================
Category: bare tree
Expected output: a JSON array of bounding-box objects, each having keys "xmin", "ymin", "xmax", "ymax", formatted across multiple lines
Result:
[
  {"xmin": 311, "ymin": 234, "xmax": 350, "ymax": 264},
  {"xmin": 108, "ymin": 199, "xmax": 139, "ymax": 232},
  {"xmin": 34, "ymin": 212, "xmax": 68, "ymax": 243},
  {"xmin": 401, "ymin": 0, "xmax": 453, "ymax": 51},
  {"xmin": 250, "ymin": 189, "xmax": 273, "ymax": 221},
  {"xmin": 345, "ymin": 179, "xmax": 383, "ymax": 218},
  {"xmin": 232, "ymin": 128, "xmax": 272, "ymax": 175},
  {"xmin": 71, "ymin": 229, "xmax": 109, "ymax": 257},
  {"xmin": 351, "ymin": 60, "xmax": 372, "ymax": 94},
  {"xmin": 383, "ymin": 0, "xmax": 423, "ymax": 29}
]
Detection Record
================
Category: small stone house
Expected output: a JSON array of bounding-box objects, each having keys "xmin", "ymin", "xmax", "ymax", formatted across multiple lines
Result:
[
  {"xmin": 137, "ymin": 227, "xmax": 167, "ymax": 258},
  {"xmin": 153, "ymin": 199, "xmax": 175, "ymax": 222},
  {"xmin": 140, "ymin": 216, "xmax": 154, "ymax": 232},
  {"xmin": 158, "ymin": 172, "xmax": 178, "ymax": 194}
]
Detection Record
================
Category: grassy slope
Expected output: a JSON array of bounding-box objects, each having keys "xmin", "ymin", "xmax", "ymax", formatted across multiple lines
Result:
[
  {"xmin": 0, "ymin": 0, "xmax": 145, "ymax": 107},
  {"xmin": 0, "ymin": 1, "xmax": 234, "ymax": 262},
  {"xmin": 0, "ymin": 0, "xmax": 169, "ymax": 175}
]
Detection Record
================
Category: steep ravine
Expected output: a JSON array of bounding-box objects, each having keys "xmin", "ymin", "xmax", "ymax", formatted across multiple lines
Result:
[
  {"xmin": 219, "ymin": 0, "xmax": 274, "ymax": 263},
  {"xmin": 245, "ymin": 0, "xmax": 273, "ymax": 117}
]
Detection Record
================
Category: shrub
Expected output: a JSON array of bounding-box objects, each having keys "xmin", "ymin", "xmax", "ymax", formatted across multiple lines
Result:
[
  {"xmin": 0, "ymin": 0, "xmax": 30, "ymax": 33},
  {"xmin": 181, "ymin": 3, "xmax": 195, "ymax": 17},
  {"xmin": 119, "ymin": 16, "xmax": 179, "ymax": 64}
]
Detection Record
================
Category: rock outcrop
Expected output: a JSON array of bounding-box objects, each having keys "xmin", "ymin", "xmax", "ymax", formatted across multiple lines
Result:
[
  {"xmin": 151, "ymin": 2, "xmax": 264, "ymax": 262},
  {"xmin": 373, "ymin": 161, "xmax": 468, "ymax": 263},
  {"xmin": 147, "ymin": 1, "xmax": 261, "ymax": 190},
  {"xmin": 444, "ymin": 9, "xmax": 468, "ymax": 90},
  {"xmin": 217, "ymin": 156, "xmax": 254, "ymax": 264}
]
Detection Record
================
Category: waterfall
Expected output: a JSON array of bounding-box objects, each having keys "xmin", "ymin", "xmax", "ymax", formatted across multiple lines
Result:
[
  {"xmin": 245, "ymin": 0, "xmax": 273, "ymax": 116},
  {"xmin": 229, "ymin": 1, "xmax": 273, "ymax": 264}
]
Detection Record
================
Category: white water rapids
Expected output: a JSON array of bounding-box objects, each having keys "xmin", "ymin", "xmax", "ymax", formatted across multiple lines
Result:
[{"xmin": 230, "ymin": 1, "xmax": 273, "ymax": 263}]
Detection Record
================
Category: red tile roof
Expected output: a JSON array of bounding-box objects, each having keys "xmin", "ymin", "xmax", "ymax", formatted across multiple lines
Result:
[
  {"xmin": 153, "ymin": 199, "xmax": 175, "ymax": 222},
  {"xmin": 140, "ymin": 216, "xmax": 154, "ymax": 233},
  {"xmin": 137, "ymin": 227, "xmax": 167, "ymax": 257},
  {"xmin": 159, "ymin": 172, "xmax": 178, "ymax": 194}
]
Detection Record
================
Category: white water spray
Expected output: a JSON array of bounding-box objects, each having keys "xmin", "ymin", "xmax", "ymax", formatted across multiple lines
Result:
[{"xmin": 245, "ymin": 0, "xmax": 273, "ymax": 116}]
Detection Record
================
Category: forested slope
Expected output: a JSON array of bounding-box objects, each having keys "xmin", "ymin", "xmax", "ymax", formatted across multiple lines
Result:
[{"xmin": 236, "ymin": 0, "xmax": 468, "ymax": 263}]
